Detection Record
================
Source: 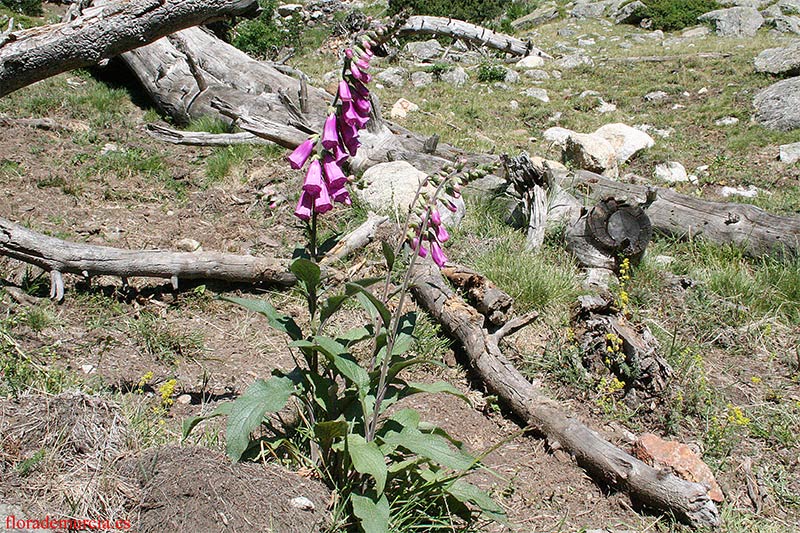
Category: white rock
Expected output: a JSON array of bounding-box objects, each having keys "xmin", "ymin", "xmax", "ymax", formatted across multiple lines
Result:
[
  {"xmin": 176, "ymin": 394, "xmax": 192, "ymax": 405},
  {"xmin": 698, "ymin": 87, "xmax": 709, "ymax": 94},
  {"xmin": 176, "ymin": 238, "xmax": 202, "ymax": 252},
  {"xmin": 411, "ymin": 71, "xmax": 433, "ymax": 87},
  {"xmin": 81, "ymin": 364, "xmax": 96, "ymax": 374},
  {"xmin": 516, "ymin": 55, "xmax": 546, "ymax": 68},
  {"xmin": 289, "ymin": 496, "xmax": 315, "ymax": 511},
  {"xmin": 100, "ymin": 142, "xmax": 120, "ymax": 155},
  {"xmin": 715, "ymin": 116, "xmax": 740, "ymax": 126},
  {"xmin": 597, "ymin": 100, "xmax": 617, "ymax": 113},
  {"xmin": 543, "ymin": 126, "xmax": 574, "ymax": 146},
  {"xmin": 356, "ymin": 162, "xmax": 465, "ymax": 226},
  {"xmin": 523, "ymin": 87, "xmax": 550, "ymax": 102},
  {"xmin": 555, "ymin": 53, "xmax": 594, "ymax": 69},
  {"xmin": 721, "ymin": 185, "xmax": 758, "ymax": 198},
  {"xmin": 510, "ymin": 100, "xmax": 519, "ymax": 110},
  {"xmin": 577, "ymin": 37, "xmax": 596, "ymax": 46},
  {"xmin": 654, "ymin": 161, "xmax": 689, "ymax": 183},
  {"xmin": 523, "ymin": 69, "xmax": 550, "ymax": 80},
  {"xmin": 653, "ymin": 255, "xmax": 675, "ymax": 267},
  {"xmin": 644, "ymin": 90, "xmax": 668, "ymax": 102},
  {"xmin": 779, "ymin": 141, "xmax": 800, "ymax": 163},
  {"xmin": 277, "ymin": 3, "xmax": 302, "ymax": 16},
  {"xmin": 594, "ymin": 123, "xmax": 655, "ymax": 164},
  {"xmin": 390, "ymin": 98, "xmax": 419, "ymax": 119},
  {"xmin": 440, "ymin": 66, "xmax": 468, "ymax": 87},
  {"xmin": 564, "ymin": 133, "xmax": 619, "ymax": 178}
]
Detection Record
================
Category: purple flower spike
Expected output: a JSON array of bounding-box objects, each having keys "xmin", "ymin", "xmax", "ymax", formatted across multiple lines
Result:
[
  {"xmin": 339, "ymin": 118, "xmax": 361, "ymax": 155},
  {"xmin": 338, "ymin": 80, "xmax": 352, "ymax": 101},
  {"xmin": 430, "ymin": 209, "xmax": 442, "ymax": 226},
  {"xmin": 294, "ymin": 191, "xmax": 314, "ymax": 221},
  {"xmin": 323, "ymin": 155, "xmax": 348, "ymax": 189},
  {"xmin": 287, "ymin": 138, "xmax": 315, "ymax": 170},
  {"xmin": 350, "ymin": 63, "xmax": 371, "ymax": 84},
  {"xmin": 430, "ymin": 240, "xmax": 447, "ymax": 267},
  {"xmin": 321, "ymin": 113, "xmax": 339, "ymax": 150},
  {"xmin": 302, "ymin": 159, "xmax": 323, "ymax": 196},
  {"xmin": 436, "ymin": 224, "xmax": 450, "ymax": 243},
  {"xmin": 412, "ymin": 237, "xmax": 427, "ymax": 258},
  {"xmin": 342, "ymin": 101, "xmax": 370, "ymax": 128},
  {"xmin": 315, "ymin": 182, "xmax": 333, "ymax": 214},
  {"xmin": 353, "ymin": 96, "xmax": 371, "ymax": 115},
  {"xmin": 350, "ymin": 79, "xmax": 370, "ymax": 99}
]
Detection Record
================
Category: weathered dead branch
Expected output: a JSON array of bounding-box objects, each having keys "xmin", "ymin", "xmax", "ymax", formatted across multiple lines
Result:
[
  {"xmin": 0, "ymin": 218, "xmax": 294, "ymax": 300},
  {"xmin": 398, "ymin": 16, "xmax": 550, "ymax": 58},
  {"xmin": 411, "ymin": 258, "xmax": 719, "ymax": 529},
  {"xmin": 441, "ymin": 264, "xmax": 513, "ymax": 326},
  {"xmin": 0, "ymin": 0, "xmax": 258, "ymax": 98},
  {"xmin": 321, "ymin": 214, "xmax": 390, "ymax": 265},
  {"xmin": 145, "ymin": 123, "xmax": 273, "ymax": 146}
]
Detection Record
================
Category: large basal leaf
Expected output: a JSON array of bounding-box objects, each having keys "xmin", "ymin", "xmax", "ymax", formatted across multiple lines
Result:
[
  {"xmin": 382, "ymin": 426, "xmax": 474, "ymax": 471},
  {"xmin": 290, "ymin": 258, "xmax": 321, "ymax": 294},
  {"xmin": 226, "ymin": 376, "xmax": 294, "ymax": 461},
  {"xmin": 447, "ymin": 479, "xmax": 507, "ymax": 523},
  {"xmin": 182, "ymin": 401, "xmax": 233, "ymax": 439},
  {"xmin": 351, "ymin": 494, "xmax": 390, "ymax": 533},
  {"xmin": 314, "ymin": 419, "xmax": 348, "ymax": 444},
  {"xmin": 347, "ymin": 434, "xmax": 388, "ymax": 495},
  {"xmin": 346, "ymin": 283, "xmax": 391, "ymax": 327},
  {"xmin": 403, "ymin": 381, "xmax": 471, "ymax": 405},
  {"xmin": 222, "ymin": 295, "xmax": 303, "ymax": 341}
]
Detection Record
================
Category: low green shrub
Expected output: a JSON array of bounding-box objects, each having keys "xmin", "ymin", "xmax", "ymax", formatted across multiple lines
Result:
[
  {"xmin": 231, "ymin": 0, "xmax": 302, "ymax": 59},
  {"xmin": 1, "ymin": 0, "xmax": 42, "ymax": 16},
  {"xmin": 388, "ymin": 0, "xmax": 509, "ymax": 24},
  {"xmin": 477, "ymin": 63, "xmax": 507, "ymax": 83},
  {"xmin": 632, "ymin": 0, "xmax": 720, "ymax": 31}
]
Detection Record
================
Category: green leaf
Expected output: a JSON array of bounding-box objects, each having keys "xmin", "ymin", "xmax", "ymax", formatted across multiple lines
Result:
[
  {"xmin": 337, "ymin": 325, "xmax": 373, "ymax": 345},
  {"xmin": 381, "ymin": 241, "xmax": 395, "ymax": 271},
  {"xmin": 403, "ymin": 381, "xmax": 471, "ymax": 405},
  {"xmin": 386, "ymin": 357, "xmax": 426, "ymax": 383},
  {"xmin": 319, "ymin": 294, "xmax": 350, "ymax": 326},
  {"xmin": 346, "ymin": 283, "xmax": 391, "ymax": 327},
  {"xmin": 447, "ymin": 479, "xmax": 507, "ymax": 523},
  {"xmin": 347, "ymin": 434, "xmax": 388, "ymax": 495},
  {"xmin": 391, "ymin": 312, "xmax": 417, "ymax": 356},
  {"xmin": 222, "ymin": 295, "xmax": 303, "ymax": 341},
  {"xmin": 314, "ymin": 419, "xmax": 348, "ymax": 443},
  {"xmin": 290, "ymin": 258, "xmax": 321, "ymax": 293},
  {"xmin": 314, "ymin": 335, "xmax": 370, "ymax": 393},
  {"xmin": 382, "ymin": 427, "xmax": 474, "ymax": 471},
  {"xmin": 351, "ymin": 494, "xmax": 390, "ymax": 533},
  {"xmin": 226, "ymin": 376, "xmax": 294, "ymax": 462},
  {"xmin": 182, "ymin": 401, "xmax": 232, "ymax": 439}
]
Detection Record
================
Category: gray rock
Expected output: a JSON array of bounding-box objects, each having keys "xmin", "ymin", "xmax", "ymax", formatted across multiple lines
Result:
[
  {"xmin": 594, "ymin": 123, "xmax": 655, "ymax": 164},
  {"xmin": 558, "ymin": 27, "xmax": 577, "ymax": 37},
  {"xmin": 698, "ymin": 7, "xmax": 764, "ymax": 36},
  {"xmin": 543, "ymin": 126, "xmax": 574, "ymax": 146},
  {"xmin": 720, "ymin": 185, "xmax": 758, "ymax": 197},
  {"xmin": 778, "ymin": 0, "xmax": 800, "ymax": 14},
  {"xmin": 555, "ymin": 53, "xmax": 595, "ymax": 69},
  {"xmin": 578, "ymin": 37, "xmax": 596, "ymax": 46},
  {"xmin": 504, "ymin": 68, "xmax": 520, "ymax": 84},
  {"xmin": 654, "ymin": 161, "xmax": 689, "ymax": 183},
  {"xmin": 523, "ymin": 69, "xmax": 550, "ymax": 80},
  {"xmin": 714, "ymin": 116, "xmax": 740, "ymax": 126},
  {"xmin": 411, "ymin": 71, "xmax": 434, "ymax": 87},
  {"xmin": 718, "ymin": 0, "xmax": 770, "ymax": 7},
  {"xmin": 516, "ymin": 55, "xmax": 546, "ymax": 69},
  {"xmin": 523, "ymin": 87, "xmax": 550, "ymax": 102},
  {"xmin": 571, "ymin": 0, "xmax": 613, "ymax": 19},
  {"xmin": 614, "ymin": 0, "xmax": 645, "ymax": 23},
  {"xmin": 682, "ymin": 25, "xmax": 711, "ymax": 37},
  {"xmin": 755, "ymin": 41, "xmax": 800, "ymax": 75},
  {"xmin": 644, "ymin": 90, "xmax": 668, "ymax": 102},
  {"xmin": 761, "ymin": 3, "xmax": 783, "ymax": 17},
  {"xmin": 754, "ymin": 76, "xmax": 800, "ymax": 130},
  {"xmin": 356, "ymin": 161, "xmax": 465, "ymax": 226},
  {"xmin": 376, "ymin": 67, "xmax": 408, "ymax": 88},
  {"xmin": 404, "ymin": 39, "xmax": 444, "ymax": 62},
  {"xmin": 512, "ymin": 3, "xmax": 560, "ymax": 29},
  {"xmin": 564, "ymin": 132, "xmax": 619, "ymax": 178},
  {"xmin": 779, "ymin": 141, "xmax": 800, "ymax": 163},
  {"xmin": 767, "ymin": 14, "xmax": 800, "ymax": 33},
  {"xmin": 440, "ymin": 66, "xmax": 468, "ymax": 87}
]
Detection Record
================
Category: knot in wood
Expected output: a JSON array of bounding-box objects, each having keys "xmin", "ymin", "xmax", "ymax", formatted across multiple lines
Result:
[{"xmin": 586, "ymin": 197, "xmax": 652, "ymax": 257}]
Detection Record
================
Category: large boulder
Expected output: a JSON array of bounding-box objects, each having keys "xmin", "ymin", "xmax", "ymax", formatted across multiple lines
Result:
[
  {"xmin": 777, "ymin": 0, "xmax": 800, "ymax": 14},
  {"xmin": 356, "ymin": 161, "xmax": 465, "ymax": 225},
  {"xmin": 376, "ymin": 67, "xmax": 408, "ymax": 88},
  {"xmin": 512, "ymin": 3, "xmax": 560, "ymax": 29},
  {"xmin": 594, "ymin": 123, "xmax": 655, "ymax": 164},
  {"xmin": 767, "ymin": 14, "xmax": 800, "ymax": 33},
  {"xmin": 564, "ymin": 133, "xmax": 619, "ymax": 178},
  {"xmin": 555, "ymin": 53, "xmax": 595, "ymax": 69},
  {"xmin": 698, "ymin": 7, "xmax": 764, "ymax": 36},
  {"xmin": 404, "ymin": 39, "xmax": 444, "ymax": 62},
  {"xmin": 754, "ymin": 41, "xmax": 800, "ymax": 75},
  {"xmin": 754, "ymin": 77, "xmax": 800, "ymax": 130},
  {"xmin": 614, "ymin": 0, "xmax": 645, "ymax": 24}
]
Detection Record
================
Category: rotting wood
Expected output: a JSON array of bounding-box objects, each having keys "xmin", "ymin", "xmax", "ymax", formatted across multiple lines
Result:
[
  {"xmin": 145, "ymin": 123, "xmax": 274, "ymax": 146},
  {"xmin": 0, "ymin": 0, "xmax": 259, "ymax": 98},
  {"xmin": 555, "ymin": 169, "xmax": 800, "ymax": 257},
  {"xmin": 321, "ymin": 214, "xmax": 390, "ymax": 265},
  {"xmin": 502, "ymin": 152, "xmax": 549, "ymax": 250},
  {"xmin": 0, "ymin": 218, "xmax": 295, "ymax": 301},
  {"xmin": 410, "ymin": 258, "xmax": 720, "ymax": 529},
  {"xmin": 440, "ymin": 264, "xmax": 513, "ymax": 326},
  {"xmin": 398, "ymin": 16, "xmax": 549, "ymax": 58}
]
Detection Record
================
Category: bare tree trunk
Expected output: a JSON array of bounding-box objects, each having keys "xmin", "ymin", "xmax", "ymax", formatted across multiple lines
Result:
[
  {"xmin": 0, "ymin": 218, "xmax": 294, "ymax": 300},
  {"xmin": 0, "ymin": 0, "xmax": 258, "ymax": 98},
  {"xmin": 145, "ymin": 123, "xmax": 273, "ymax": 146},
  {"xmin": 410, "ymin": 258, "xmax": 720, "ymax": 529},
  {"xmin": 398, "ymin": 16, "xmax": 550, "ymax": 58}
]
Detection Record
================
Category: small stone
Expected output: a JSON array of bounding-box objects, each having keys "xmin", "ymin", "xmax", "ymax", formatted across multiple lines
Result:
[
  {"xmin": 721, "ymin": 185, "xmax": 758, "ymax": 198},
  {"xmin": 176, "ymin": 238, "xmax": 202, "ymax": 252},
  {"xmin": 653, "ymin": 255, "xmax": 675, "ymax": 267},
  {"xmin": 698, "ymin": 87, "xmax": 708, "ymax": 94},
  {"xmin": 289, "ymin": 496, "xmax": 315, "ymax": 511},
  {"xmin": 390, "ymin": 98, "xmax": 419, "ymax": 119},
  {"xmin": 509, "ymin": 100, "xmax": 519, "ymax": 110},
  {"xmin": 654, "ymin": 161, "xmax": 689, "ymax": 183},
  {"xmin": 100, "ymin": 142, "xmax": 120, "ymax": 155},
  {"xmin": 276, "ymin": 3, "xmax": 302, "ymax": 16},
  {"xmin": 555, "ymin": 53, "xmax": 594, "ymax": 69},
  {"xmin": 523, "ymin": 87, "xmax": 550, "ymax": 103},
  {"xmin": 715, "ymin": 116, "xmax": 739, "ymax": 126},
  {"xmin": 404, "ymin": 39, "xmax": 444, "ymax": 62},
  {"xmin": 504, "ymin": 68, "xmax": 520, "ymax": 84},
  {"xmin": 376, "ymin": 67, "xmax": 408, "ymax": 88},
  {"xmin": 577, "ymin": 37, "xmax": 596, "ymax": 46},
  {"xmin": 81, "ymin": 364, "xmax": 96, "ymax": 374},
  {"xmin": 440, "ymin": 66, "xmax": 468, "ymax": 87},
  {"xmin": 523, "ymin": 69, "xmax": 550, "ymax": 80},
  {"xmin": 176, "ymin": 394, "xmax": 192, "ymax": 405},
  {"xmin": 516, "ymin": 55, "xmax": 546, "ymax": 69},
  {"xmin": 411, "ymin": 71, "xmax": 433, "ymax": 88},
  {"xmin": 597, "ymin": 100, "xmax": 617, "ymax": 113},
  {"xmin": 644, "ymin": 90, "xmax": 668, "ymax": 102},
  {"xmin": 779, "ymin": 141, "xmax": 800, "ymax": 163},
  {"xmin": 634, "ymin": 433, "xmax": 724, "ymax": 502},
  {"xmin": 682, "ymin": 25, "xmax": 711, "ymax": 38}
]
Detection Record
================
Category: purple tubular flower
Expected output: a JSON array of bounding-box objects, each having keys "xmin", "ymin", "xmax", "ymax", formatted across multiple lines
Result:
[
  {"xmin": 323, "ymin": 155, "xmax": 348, "ymax": 189},
  {"xmin": 436, "ymin": 224, "xmax": 450, "ymax": 243},
  {"xmin": 294, "ymin": 191, "xmax": 313, "ymax": 221},
  {"xmin": 350, "ymin": 63, "xmax": 371, "ymax": 84},
  {"xmin": 430, "ymin": 209, "xmax": 442, "ymax": 226},
  {"xmin": 443, "ymin": 198, "xmax": 458, "ymax": 212},
  {"xmin": 342, "ymin": 101, "xmax": 370, "ymax": 128},
  {"xmin": 287, "ymin": 138, "xmax": 315, "ymax": 170},
  {"xmin": 315, "ymin": 182, "xmax": 333, "ymax": 214},
  {"xmin": 302, "ymin": 159, "xmax": 323, "ymax": 196},
  {"xmin": 338, "ymin": 80, "xmax": 352, "ymax": 101},
  {"xmin": 350, "ymin": 79, "xmax": 370, "ymax": 100},
  {"xmin": 331, "ymin": 183, "xmax": 351, "ymax": 204},
  {"xmin": 353, "ymin": 96, "xmax": 371, "ymax": 116},
  {"xmin": 345, "ymin": 48, "xmax": 354, "ymax": 59},
  {"xmin": 321, "ymin": 113, "xmax": 339, "ymax": 150},
  {"xmin": 356, "ymin": 57, "xmax": 371, "ymax": 71},
  {"xmin": 412, "ymin": 237, "xmax": 427, "ymax": 258},
  {"xmin": 430, "ymin": 240, "xmax": 447, "ymax": 267},
  {"xmin": 331, "ymin": 143, "xmax": 349, "ymax": 164},
  {"xmin": 339, "ymin": 118, "xmax": 361, "ymax": 155}
]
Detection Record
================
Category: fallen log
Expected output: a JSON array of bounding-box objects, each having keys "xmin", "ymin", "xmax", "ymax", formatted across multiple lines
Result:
[
  {"xmin": 440, "ymin": 264, "xmax": 513, "ymax": 326},
  {"xmin": 321, "ymin": 213, "xmax": 389, "ymax": 265},
  {"xmin": 554, "ymin": 169, "xmax": 800, "ymax": 257},
  {"xmin": 0, "ymin": 0, "xmax": 258, "ymax": 98},
  {"xmin": 0, "ymin": 218, "xmax": 294, "ymax": 300},
  {"xmin": 410, "ymin": 258, "xmax": 720, "ymax": 529},
  {"xmin": 145, "ymin": 123, "xmax": 273, "ymax": 146},
  {"xmin": 398, "ymin": 16, "xmax": 550, "ymax": 58}
]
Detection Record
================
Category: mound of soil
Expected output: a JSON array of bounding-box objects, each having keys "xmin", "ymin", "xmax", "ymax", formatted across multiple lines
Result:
[{"xmin": 118, "ymin": 446, "xmax": 331, "ymax": 533}]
